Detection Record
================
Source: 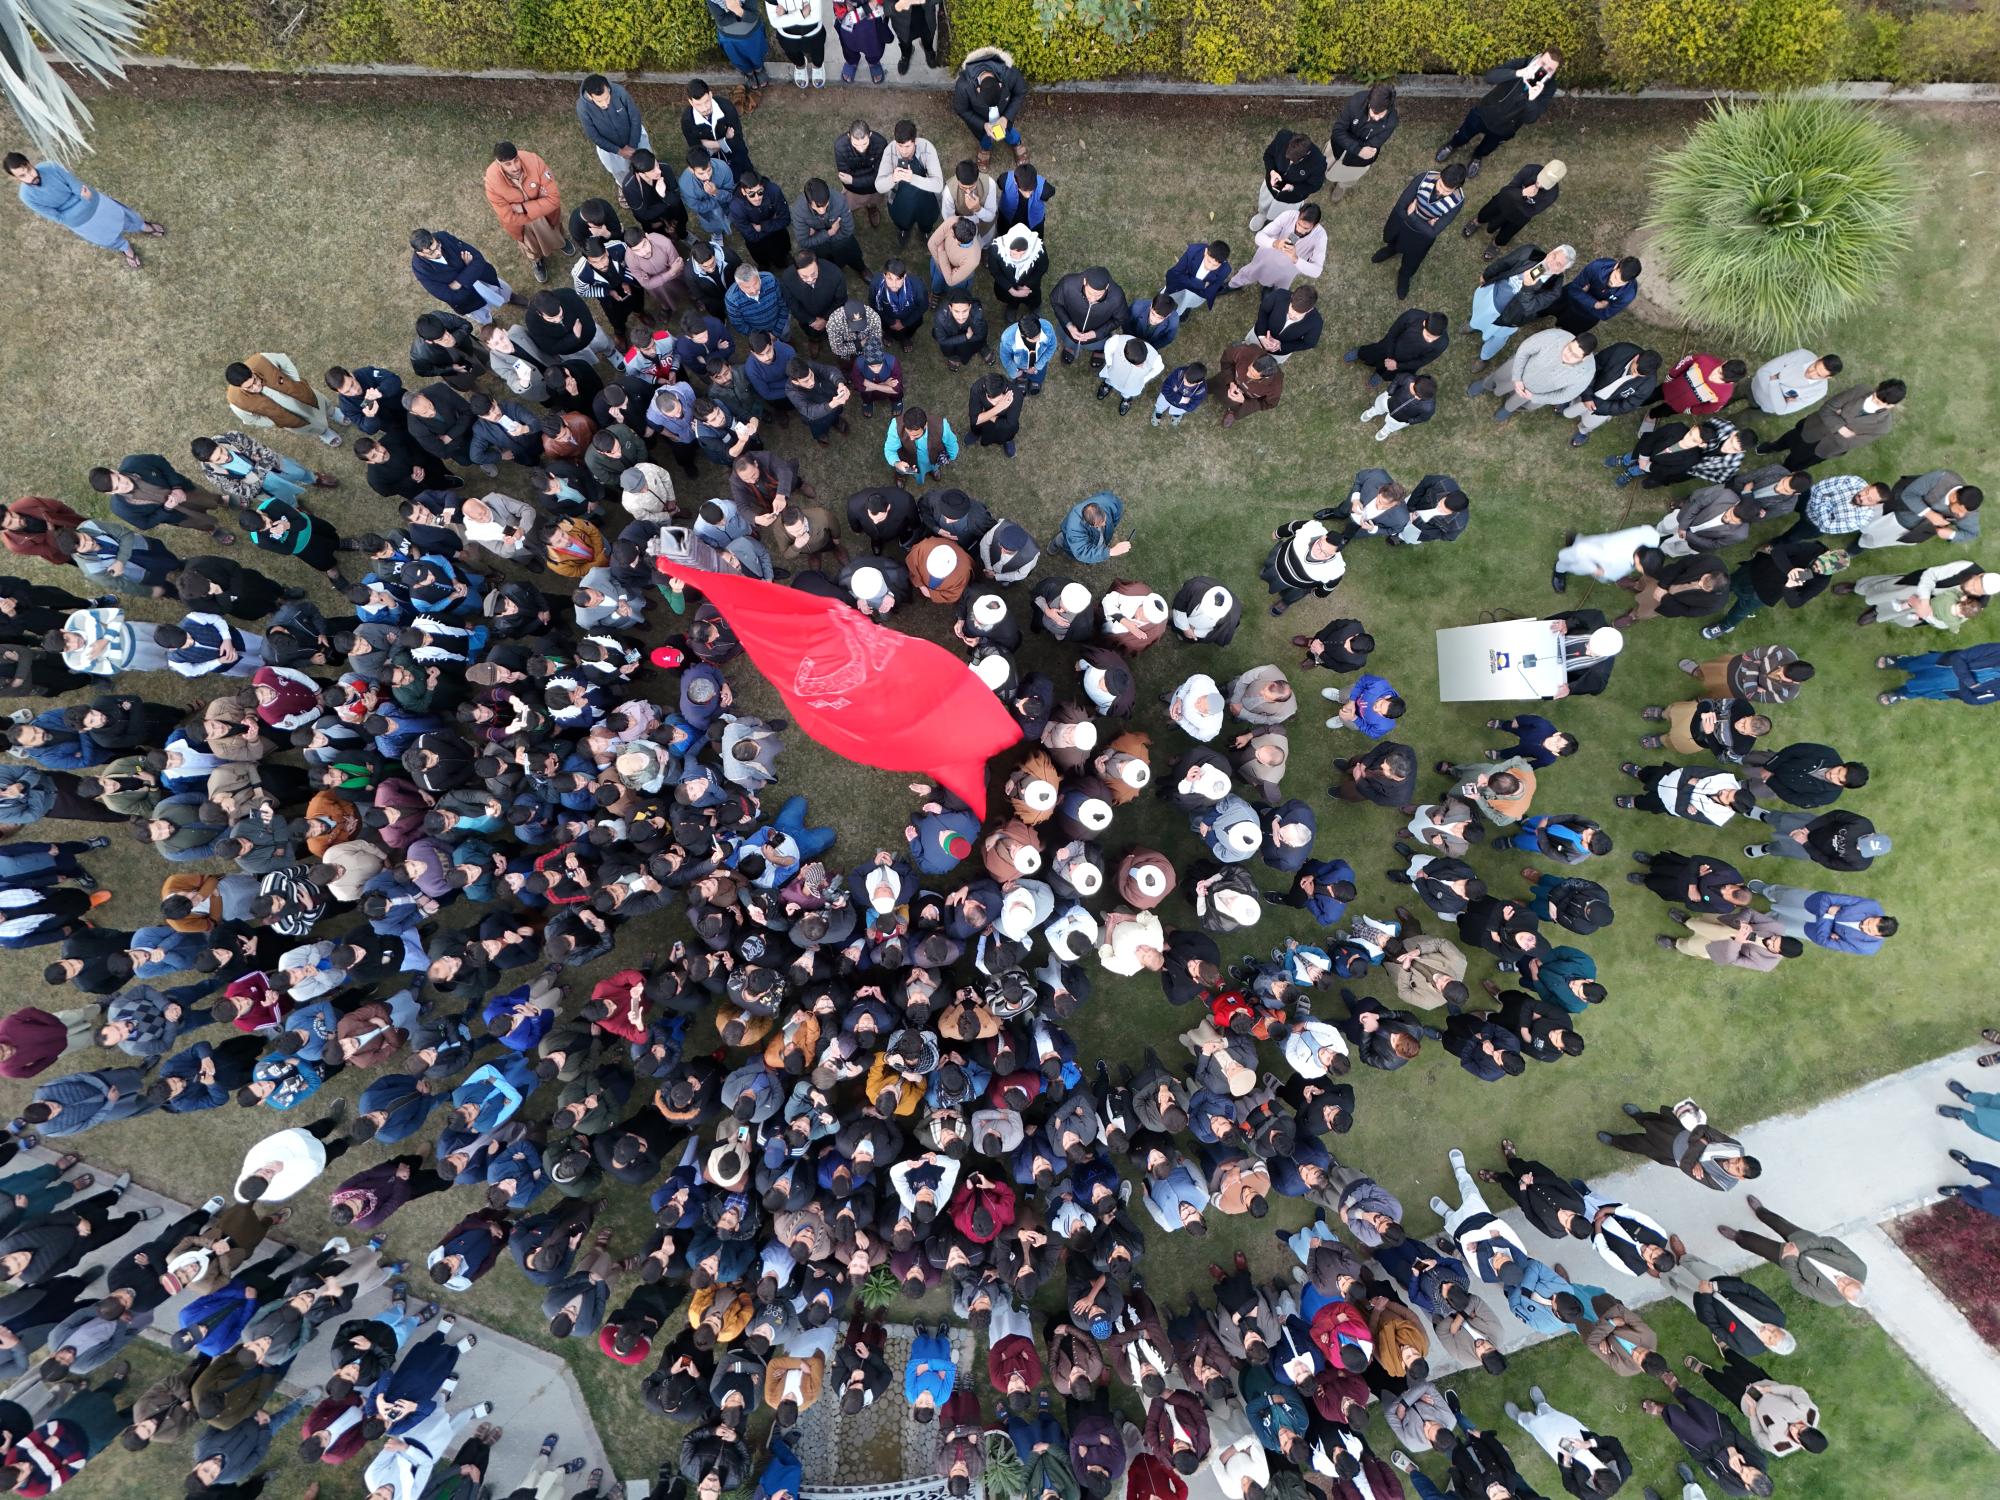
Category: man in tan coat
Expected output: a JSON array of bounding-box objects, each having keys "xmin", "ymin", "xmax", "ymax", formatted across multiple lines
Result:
[
  {"xmin": 483, "ymin": 141, "xmax": 567, "ymax": 283},
  {"xmin": 224, "ymin": 354, "xmax": 342, "ymax": 446}
]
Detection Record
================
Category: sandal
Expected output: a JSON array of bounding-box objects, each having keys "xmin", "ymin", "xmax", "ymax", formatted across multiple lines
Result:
[
  {"xmin": 120, "ymin": 247, "xmax": 142, "ymax": 270},
  {"xmin": 143, "ymin": 220, "xmax": 167, "ymax": 236},
  {"xmin": 539, "ymin": 1434, "xmax": 559, "ymax": 1459},
  {"xmin": 1977, "ymin": 1051, "xmax": 2000, "ymax": 1068},
  {"xmin": 54, "ymin": 1153, "xmax": 81, "ymax": 1173}
]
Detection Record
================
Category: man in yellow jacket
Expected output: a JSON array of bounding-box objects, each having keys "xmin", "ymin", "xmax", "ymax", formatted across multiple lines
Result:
[{"xmin": 224, "ymin": 353, "xmax": 344, "ymax": 447}]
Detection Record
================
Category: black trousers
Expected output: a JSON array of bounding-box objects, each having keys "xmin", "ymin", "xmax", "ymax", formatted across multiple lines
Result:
[
  {"xmin": 890, "ymin": 0, "xmax": 938, "ymax": 63},
  {"xmin": 1700, "ymin": 1347, "xmax": 1770, "ymax": 1408}
]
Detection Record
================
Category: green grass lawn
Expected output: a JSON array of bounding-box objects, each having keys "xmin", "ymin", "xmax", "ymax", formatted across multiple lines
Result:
[
  {"xmin": 2, "ymin": 74, "xmax": 1999, "ymax": 1486},
  {"xmin": 1434, "ymin": 1266, "xmax": 1996, "ymax": 1500}
]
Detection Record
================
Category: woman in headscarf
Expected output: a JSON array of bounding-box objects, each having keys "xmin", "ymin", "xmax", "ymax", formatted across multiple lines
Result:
[{"xmin": 986, "ymin": 224, "xmax": 1049, "ymax": 314}]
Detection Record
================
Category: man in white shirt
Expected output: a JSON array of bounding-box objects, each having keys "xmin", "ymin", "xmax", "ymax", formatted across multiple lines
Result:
[
  {"xmin": 1097, "ymin": 334, "xmax": 1164, "ymax": 414},
  {"xmin": 1749, "ymin": 348, "xmax": 1841, "ymax": 416}
]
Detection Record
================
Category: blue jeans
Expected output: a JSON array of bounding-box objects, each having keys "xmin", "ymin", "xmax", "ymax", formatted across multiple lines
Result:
[
  {"xmin": 258, "ymin": 457, "xmax": 315, "ymax": 504},
  {"xmin": 1889, "ymin": 653, "xmax": 1963, "ymax": 700},
  {"xmin": 772, "ymin": 795, "xmax": 836, "ymax": 861}
]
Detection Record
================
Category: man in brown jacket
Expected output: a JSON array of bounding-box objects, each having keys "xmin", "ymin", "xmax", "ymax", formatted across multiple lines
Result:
[
  {"xmin": 224, "ymin": 354, "xmax": 343, "ymax": 447},
  {"xmin": 483, "ymin": 141, "xmax": 568, "ymax": 284},
  {"xmin": 1579, "ymin": 1289, "xmax": 1664, "ymax": 1377},
  {"xmin": 1217, "ymin": 343, "xmax": 1283, "ymax": 428}
]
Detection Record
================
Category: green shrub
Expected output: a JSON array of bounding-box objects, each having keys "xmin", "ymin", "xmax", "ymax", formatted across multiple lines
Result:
[
  {"xmin": 514, "ymin": 0, "xmax": 649, "ymax": 70},
  {"xmin": 381, "ymin": 0, "xmax": 515, "ymax": 68},
  {"xmin": 1894, "ymin": 2, "xmax": 2000, "ymax": 84},
  {"xmin": 1599, "ymin": 0, "xmax": 1845, "ymax": 89},
  {"xmin": 1295, "ymin": 0, "xmax": 1594, "ymax": 86},
  {"xmin": 1836, "ymin": 3, "xmax": 1901, "ymax": 84},
  {"xmin": 1646, "ymin": 94, "xmax": 1918, "ymax": 348},
  {"xmin": 1033, "ymin": 0, "xmax": 1155, "ymax": 43},
  {"xmin": 301, "ymin": 0, "xmax": 403, "ymax": 62},
  {"xmin": 645, "ymin": 0, "xmax": 722, "ymax": 67},
  {"xmin": 944, "ymin": 0, "xmax": 1172, "ymax": 77},
  {"xmin": 141, "ymin": 0, "xmax": 282, "ymax": 63},
  {"xmin": 857, "ymin": 1265, "xmax": 899, "ymax": 1310},
  {"xmin": 1180, "ymin": 0, "xmax": 1297, "ymax": 81}
]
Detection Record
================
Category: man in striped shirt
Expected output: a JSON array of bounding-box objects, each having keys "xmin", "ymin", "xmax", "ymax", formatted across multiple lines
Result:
[{"xmin": 1373, "ymin": 163, "xmax": 1466, "ymax": 300}]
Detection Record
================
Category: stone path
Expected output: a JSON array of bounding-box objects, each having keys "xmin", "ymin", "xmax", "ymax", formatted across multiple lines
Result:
[
  {"xmin": 1183, "ymin": 1041, "xmax": 2000, "ymax": 1500},
  {"xmin": 1424, "ymin": 1040, "xmax": 2000, "ymax": 1438},
  {"xmin": 3, "ymin": 1145, "xmax": 610, "ymax": 1489},
  {"xmin": 791, "ymin": 1322, "xmax": 978, "ymax": 1484}
]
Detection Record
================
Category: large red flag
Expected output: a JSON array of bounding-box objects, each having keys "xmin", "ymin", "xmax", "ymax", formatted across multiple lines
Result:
[{"xmin": 658, "ymin": 561, "xmax": 1020, "ymax": 819}]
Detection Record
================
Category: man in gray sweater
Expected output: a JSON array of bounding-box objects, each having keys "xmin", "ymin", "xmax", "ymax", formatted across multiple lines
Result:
[
  {"xmin": 576, "ymin": 75, "xmax": 650, "ymax": 187},
  {"xmin": 1469, "ymin": 328, "xmax": 1597, "ymax": 420}
]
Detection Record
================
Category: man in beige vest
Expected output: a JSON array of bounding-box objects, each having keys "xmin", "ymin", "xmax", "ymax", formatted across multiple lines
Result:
[{"xmin": 224, "ymin": 354, "xmax": 344, "ymax": 447}]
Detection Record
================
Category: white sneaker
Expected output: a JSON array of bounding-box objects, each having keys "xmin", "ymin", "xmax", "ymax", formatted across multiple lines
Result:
[
  {"xmin": 1324, "ymin": 717, "xmax": 1344, "ymax": 730},
  {"xmin": 318, "ymin": 429, "xmax": 343, "ymax": 446},
  {"xmin": 810, "ymin": 65, "xmax": 826, "ymax": 87},
  {"xmin": 1374, "ymin": 428, "xmax": 1391, "ymax": 442},
  {"xmin": 470, "ymin": 1400, "xmax": 495, "ymax": 1419},
  {"xmin": 1448, "ymin": 1147, "xmax": 1466, "ymax": 1169},
  {"xmin": 323, "ymin": 1236, "xmax": 351, "ymax": 1255},
  {"xmin": 202, "ymin": 1195, "xmax": 226, "ymax": 1214},
  {"xmin": 1320, "ymin": 686, "xmax": 1341, "ymax": 701},
  {"xmin": 793, "ymin": 66, "xmax": 809, "ymax": 88}
]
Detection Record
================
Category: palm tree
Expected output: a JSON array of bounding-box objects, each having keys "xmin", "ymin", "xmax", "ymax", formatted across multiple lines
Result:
[{"xmin": 0, "ymin": 0, "xmax": 148, "ymax": 160}]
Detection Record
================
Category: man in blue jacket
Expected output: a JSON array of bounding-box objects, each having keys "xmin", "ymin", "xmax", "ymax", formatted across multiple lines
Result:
[
  {"xmin": 408, "ymin": 228, "xmax": 515, "ymax": 325},
  {"xmin": 1554, "ymin": 254, "xmax": 1640, "ymax": 334}
]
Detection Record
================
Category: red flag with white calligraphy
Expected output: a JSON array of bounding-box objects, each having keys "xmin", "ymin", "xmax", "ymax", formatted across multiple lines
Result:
[{"xmin": 658, "ymin": 561, "xmax": 1020, "ymax": 819}]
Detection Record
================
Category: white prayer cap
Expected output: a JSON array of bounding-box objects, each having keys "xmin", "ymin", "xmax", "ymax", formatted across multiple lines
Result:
[
  {"xmin": 971, "ymin": 592, "xmax": 1009, "ymax": 627},
  {"xmin": 1981, "ymin": 573, "xmax": 2000, "ymax": 594},
  {"xmin": 1019, "ymin": 776, "xmax": 1057, "ymax": 811},
  {"xmin": 1188, "ymin": 764, "xmax": 1230, "ymax": 801},
  {"xmin": 1073, "ymin": 796, "xmax": 1112, "ymax": 832},
  {"xmin": 1059, "ymin": 582, "xmax": 1091, "ymax": 614},
  {"xmin": 972, "ymin": 652, "xmax": 1012, "ymax": 690},
  {"xmin": 850, "ymin": 566, "xmax": 886, "ymax": 601},
  {"xmin": 923, "ymin": 545, "xmax": 958, "ymax": 584},
  {"xmin": 1215, "ymin": 890, "xmax": 1260, "ymax": 925},
  {"xmin": 1012, "ymin": 842, "xmax": 1041, "ymax": 874},
  {"xmin": 1110, "ymin": 756, "xmax": 1150, "ymax": 789},
  {"xmin": 999, "ymin": 886, "xmax": 1039, "ymax": 934},
  {"xmin": 1062, "ymin": 720, "xmax": 1098, "ymax": 753},
  {"xmin": 1224, "ymin": 819, "xmax": 1261, "ymax": 854},
  {"xmin": 1134, "ymin": 592, "xmax": 1168, "ymax": 624},
  {"xmin": 1586, "ymin": 626, "xmax": 1625, "ymax": 658},
  {"xmin": 1130, "ymin": 861, "xmax": 1168, "ymax": 898}
]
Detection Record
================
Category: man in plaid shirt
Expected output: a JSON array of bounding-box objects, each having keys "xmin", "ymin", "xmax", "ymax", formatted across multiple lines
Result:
[{"xmin": 1788, "ymin": 474, "xmax": 1888, "ymax": 541}]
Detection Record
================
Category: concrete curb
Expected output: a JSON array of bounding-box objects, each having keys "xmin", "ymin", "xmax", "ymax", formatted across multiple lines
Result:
[{"xmin": 104, "ymin": 55, "xmax": 2000, "ymax": 106}]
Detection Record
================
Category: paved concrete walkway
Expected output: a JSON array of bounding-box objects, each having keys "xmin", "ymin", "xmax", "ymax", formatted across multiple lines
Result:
[
  {"xmin": 4, "ymin": 1145, "xmax": 610, "ymax": 1488},
  {"xmin": 1422, "ymin": 1041, "xmax": 2000, "ymax": 1443}
]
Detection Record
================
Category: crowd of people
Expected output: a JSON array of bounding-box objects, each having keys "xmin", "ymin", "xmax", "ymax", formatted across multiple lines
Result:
[{"xmin": 0, "ymin": 36, "xmax": 1979, "ymax": 1500}]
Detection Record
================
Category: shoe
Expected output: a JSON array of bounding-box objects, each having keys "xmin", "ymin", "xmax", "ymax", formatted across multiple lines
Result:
[
  {"xmin": 1505, "ymin": 1401, "xmax": 1522, "ymax": 1422},
  {"xmin": 1626, "ymin": 872, "xmax": 1645, "ymax": 885},
  {"xmin": 1096, "ymin": 383, "xmax": 1109, "ymax": 401},
  {"xmin": 1596, "ymin": 1130, "xmax": 1614, "ymax": 1145},
  {"xmin": 1493, "ymin": 405, "xmax": 1512, "ymax": 422},
  {"xmin": 1529, "ymin": 1385, "xmax": 1546, "ymax": 1406},
  {"xmin": 1389, "ymin": 1452, "xmax": 1414, "ymax": 1474},
  {"xmin": 1002, "ymin": 441, "xmax": 1016, "ymax": 457},
  {"xmin": 1614, "ymin": 796, "xmax": 1635, "ymax": 809},
  {"xmin": 1448, "ymin": 1147, "xmax": 1465, "ymax": 1169},
  {"xmin": 532, "ymin": 257, "xmax": 549, "ymax": 284},
  {"xmin": 470, "ymin": 1401, "xmax": 495, "ymax": 1419},
  {"xmin": 793, "ymin": 66, "xmax": 809, "ymax": 88},
  {"xmin": 1702, "ymin": 624, "xmax": 1729, "ymax": 639},
  {"xmin": 1118, "ymin": 399, "xmax": 1132, "ymax": 415},
  {"xmin": 1678, "ymin": 1465, "xmax": 1695, "ymax": 1485},
  {"xmin": 85, "ymin": 835, "xmax": 113, "ymax": 851},
  {"xmin": 896, "ymin": 50, "xmax": 911, "ymax": 75},
  {"xmin": 1342, "ymin": 348, "xmax": 1359, "ymax": 363},
  {"xmin": 111, "ymin": 1170, "xmax": 132, "ymax": 1193},
  {"xmin": 1953, "ymin": 1148, "xmax": 1974, "ymax": 1166},
  {"xmin": 88, "ymin": 889, "xmax": 113, "ymax": 908},
  {"xmin": 1434, "ymin": 144, "xmax": 1456, "ymax": 163},
  {"xmin": 1948, "ymin": 1079, "xmax": 1972, "ymax": 1100},
  {"xmin": 1569, "ymin": 432, "xmax": 1589, "ymax": 448},
  {"xmin": 1550, "ymin": 564, "xmax": 1567, "ymax": 594},
  {"xmin": 1465, "ymin": 158, "xmax": 1482, "ymax": 178}
]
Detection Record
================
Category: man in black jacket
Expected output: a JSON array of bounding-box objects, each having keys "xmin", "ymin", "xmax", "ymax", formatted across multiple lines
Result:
[
  {"xmin": 356, "ymin": 425, "xmax": 459, "ymax": 501},
  {"xmin": 409, "ymin": 311, "xmax": 486, "ymax": 390},
  {"xmin": 1251, "ymin": 128, "xmax": 1325, "ymax": 232},
  {"xmin": 1048, "ymin": 267, "xmax": 1129, "ymax": 368},
  {"xmin": 1702, "ymin": 536, "xmax": 1845, "ymax": 638},
  {"xmin": 1742, "ymin": 808, "xmax": 1887, "ymax": 872},
  {"xmin": 526, "ymin": 286, "xmax": 616, "ymax": 364},
  {"xmin": 1466, "ymin": 160, "xmax": 1564, "ymax": 254},
  {"xmin": 780, "ymin": 251, "xmax": 848, "ymax": 349},
  {"xmin": 1374, "ymin": 164, "xmax": 1466, "ymax": 299},
  {"xmin": 1326, "ymin": 84, "xmax": 1397, "ymax": 202},
  {"xmin": 1250, "ymin": 286, "xmax": 1321, "ymax": 364},
  {"xmin": 1437, "ymin": 51, "xmax": 1563, "ymax": 174},
  {"xmin": 1564, "ymin": 343, "xmax": 1661, "ymax": 446},
  {"xmin": 1346, "ymin": 307, "xmax": 1448, "ymax": 387},
  {"xmin": 402, "ymin": 383, "xmax": 477, "ymax": 469},
  {"xmin": 952, "ymin": 50, "xmax": 1027, "ymax": 170}
]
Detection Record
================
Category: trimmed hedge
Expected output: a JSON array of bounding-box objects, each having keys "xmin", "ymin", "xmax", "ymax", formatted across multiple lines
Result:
[{"xmin": 135, "ymin": 0, "xmax": 2000, "ymax": 85}]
